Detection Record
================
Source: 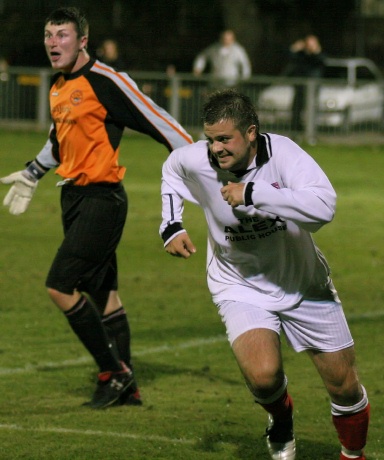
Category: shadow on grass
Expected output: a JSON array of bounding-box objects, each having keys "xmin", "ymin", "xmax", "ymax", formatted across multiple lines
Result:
[
  {"xmin": 135, "ymin": 323, "xmax": 226, "ymax": 343},
  {"xmin": 134, "ymin": 358, "xmax": 242, "ymax": 386},
  {"xmin": 195, "ymin": 430, "xmax": 338, "ymax": 459},
  {"xmin": 78, "ymin": 358, "xmax": 243, "ymax": 393}
]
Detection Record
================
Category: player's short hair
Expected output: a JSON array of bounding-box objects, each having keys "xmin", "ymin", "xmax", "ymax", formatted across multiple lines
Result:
[
  {"xmin": 202, "ymin": 89, "xmax": 260, "ymax": 134},
  {"xmin": 45, "ymin": 7, "xmax": 89, "ymax": 38}
]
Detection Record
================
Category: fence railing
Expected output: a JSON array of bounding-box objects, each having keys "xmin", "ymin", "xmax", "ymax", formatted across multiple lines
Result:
[{"xmin": 1, "ymin": 66, "xmax": 384, "ymax": 143}]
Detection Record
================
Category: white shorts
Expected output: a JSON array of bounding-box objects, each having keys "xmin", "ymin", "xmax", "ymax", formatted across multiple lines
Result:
[{"xmin": 217, "ymin": 297, "xmax": 354, "ymax": 352}]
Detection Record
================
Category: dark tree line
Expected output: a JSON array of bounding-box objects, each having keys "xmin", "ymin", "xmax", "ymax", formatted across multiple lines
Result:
[{"xmin": 0, "ymin": 0, "xmax": 382, "ymax": 74}]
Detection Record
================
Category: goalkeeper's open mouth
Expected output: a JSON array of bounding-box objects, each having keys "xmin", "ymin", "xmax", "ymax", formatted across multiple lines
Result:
[{"xmin": 50, "ymin": 52, "xmax": 61, "ymax": 63}]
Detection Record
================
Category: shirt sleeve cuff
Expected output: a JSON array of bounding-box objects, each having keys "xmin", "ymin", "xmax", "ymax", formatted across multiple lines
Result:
[
  {"xmin": 243, "ymin": 181, "xmax": 254, "ymax": 206},
  {"xmin": 161, "ymin": 222, "xmax": 186, "ymax": 246}
]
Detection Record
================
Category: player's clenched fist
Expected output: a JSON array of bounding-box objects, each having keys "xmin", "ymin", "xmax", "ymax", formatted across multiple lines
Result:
[
  {"xmin": 221, "ymin": 181, "xmax": 245, "ymax": 208},
  {"xmin": 165, "ymin": 232, "xmax": 196, "ymax": 259}
]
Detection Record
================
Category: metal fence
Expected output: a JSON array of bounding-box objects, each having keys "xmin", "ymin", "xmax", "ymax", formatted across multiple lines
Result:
[{"xmin": 1, "ymin": 66, "xmax": 384, "ymax": 143}]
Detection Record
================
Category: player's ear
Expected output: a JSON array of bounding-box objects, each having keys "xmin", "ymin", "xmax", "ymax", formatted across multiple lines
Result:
[
  {"xmin": 80, "ymin": 35, "xmax": 88, "ymax": 50},
  {"xmin": 247, "ymin": 124, "xmax": 257, "ymax": 141}
]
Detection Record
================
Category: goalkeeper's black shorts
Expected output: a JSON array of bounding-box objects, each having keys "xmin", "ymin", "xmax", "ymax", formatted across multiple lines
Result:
[{"xmin": 46, "ymin": 182, "xmax": 128, "ymax": 295}]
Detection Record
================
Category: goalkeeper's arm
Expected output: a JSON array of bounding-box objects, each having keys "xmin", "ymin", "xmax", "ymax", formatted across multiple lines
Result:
[{"xmin": 0, "ymin": 159, "xmax": 50, "ymax": 215}]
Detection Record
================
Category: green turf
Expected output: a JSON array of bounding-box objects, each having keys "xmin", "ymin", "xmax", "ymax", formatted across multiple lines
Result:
[{"xmin": 0, "ymin": 130, "xmax": 383, "ymax": 459}]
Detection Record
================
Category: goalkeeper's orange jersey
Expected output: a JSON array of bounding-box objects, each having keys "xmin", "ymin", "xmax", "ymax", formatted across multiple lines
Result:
[{"xmin": 44, "ymin": 59, "xmax": 192, "ymax": 186}]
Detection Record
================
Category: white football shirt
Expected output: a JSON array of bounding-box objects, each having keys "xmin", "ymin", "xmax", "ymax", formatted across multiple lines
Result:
[{"xmin": 160, "ymin": 134, "xmax": 337, "ymax": 311}]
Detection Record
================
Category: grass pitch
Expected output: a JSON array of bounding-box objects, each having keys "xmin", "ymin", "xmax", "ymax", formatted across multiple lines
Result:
[{"xmin": 0, "ymin": 130, "xmax": 383, "ymax": 459}]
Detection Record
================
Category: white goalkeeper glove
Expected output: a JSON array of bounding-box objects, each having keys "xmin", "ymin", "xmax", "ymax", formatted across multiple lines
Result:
[{"xmin": 0, "ymin": 171, "xmax": 38, "ymax": 215}]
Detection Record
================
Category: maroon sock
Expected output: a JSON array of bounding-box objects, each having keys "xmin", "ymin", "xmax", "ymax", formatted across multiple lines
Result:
[
  {"xmin": 333, "ymin": 403, "xmax": 370, "ymax": 451},
  {"xmin": 259, "ymin": 390, "xmax": 293, "ymax": 421}
]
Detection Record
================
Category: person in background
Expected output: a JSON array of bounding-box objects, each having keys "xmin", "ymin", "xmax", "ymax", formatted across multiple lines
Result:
[
  {"xmin": 0, "ymin": 55, "xmax": 9, "ymax": 118},
  {"xmin": 0, "ymin": 55, "xmax": 9, "ymax": 80},
  {"xmin": 193, "ymin": 30, "xmax": 251, "ymax": 88},
  {"xmin": 0, "ymin": 6, "xmax": 192, "ymax": 409},
  {"xmin": 96, "ymin": 38, "xmax": 127, "ymax": 71},
  {"xmin": 160, "ymin": 89, "xmax": 370, "ymax": 460},
  {"xmin": 283, "ymin": 34, "xmax": 326, "ymax": 132}
]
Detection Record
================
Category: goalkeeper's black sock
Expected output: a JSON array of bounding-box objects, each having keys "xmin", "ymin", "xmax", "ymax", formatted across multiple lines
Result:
[
  {"xmin": 64, "ymin": 295, "xmax": 122, "ymax": 373},
  {"xmin": 102, "ymin": 306, "xmax": 132, "ymax": 368}
]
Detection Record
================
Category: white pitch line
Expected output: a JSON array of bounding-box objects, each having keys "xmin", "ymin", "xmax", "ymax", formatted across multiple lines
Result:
[
  {"xmin": 0, "ymin": 315, "xmax": 382, "ymax": 449},
  {"xmin": 0, "ymin": 424, "xmax": 194, "ymax": 445},
  {"xmin": 0, "ymin": 335, "xmax": 227, "ymax": 376},
  {"xmin": 347, "ymin": 310, "xmax": 384, "ymax": 320},
  {"xmin": 0, "ymin": 309, "xmax": 382, "ymax": 377},
  {"xmin": 0, "ymin": 337, "xmax": 227, "ymax": 447}
]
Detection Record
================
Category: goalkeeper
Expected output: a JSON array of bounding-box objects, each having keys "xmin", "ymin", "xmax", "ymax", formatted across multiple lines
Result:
[{"xmin": 0, "ymin": 6, "xmax": 192, "ymax": 409}]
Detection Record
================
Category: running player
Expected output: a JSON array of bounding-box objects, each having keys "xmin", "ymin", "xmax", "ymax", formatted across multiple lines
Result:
[
  {"xmin": 160, "ymin": 89, "xmax": 369, "ymax": 459},
  {"xmin": 0, "ymin": 6, "xmax": 192, "ymax": 409}
]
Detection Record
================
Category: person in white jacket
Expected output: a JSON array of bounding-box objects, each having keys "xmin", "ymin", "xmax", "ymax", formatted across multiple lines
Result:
[
  {"xmin": 193, "ymin": 30, "xmax": 251, "ymax": 88},
  {"xmin": 160, "ymin": 89, "xmax": 370, "ymax": 460}
]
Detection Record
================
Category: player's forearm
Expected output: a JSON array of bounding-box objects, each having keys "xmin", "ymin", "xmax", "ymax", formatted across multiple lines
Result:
[
  {"xmin": 159, "ymin": 183, "xmax": 187, "ymax": 245},
  {"xmin": 24, "ymin": 140, "xmax": 57, "ymax": 183},
  {"xmin": 246, "ymin": 180, "xmax": 336, "ymax": 231},
  {"xmin": 160, "ymin": 191, "xmax": 184, "ymax": 237},
  {"xmin": 35, "ymin": 136, "xmax": 60, "ymax": 170},
  {"xmin": 24, "ymin": 159, "xmax": 50, "ymax": 181}
]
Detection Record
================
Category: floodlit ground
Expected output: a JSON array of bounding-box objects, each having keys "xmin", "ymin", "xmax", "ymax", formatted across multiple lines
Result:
[{"xmin": 0, "ymin": 131, "xmax": 383, "ymax": 459}]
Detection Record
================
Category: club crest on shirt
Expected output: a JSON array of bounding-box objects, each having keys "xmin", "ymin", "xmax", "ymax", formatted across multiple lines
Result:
[{"xmin": 70, "ymin": 90, "xmax": 83, "ymax": 106}]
